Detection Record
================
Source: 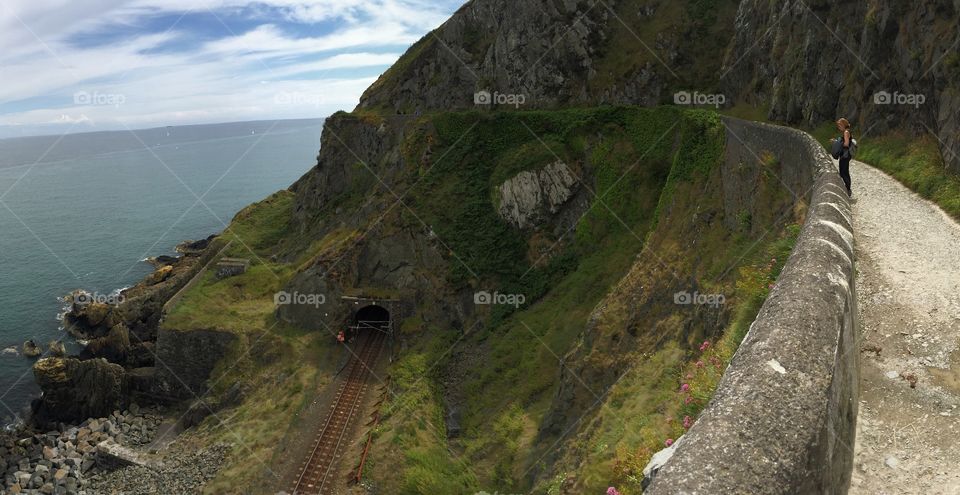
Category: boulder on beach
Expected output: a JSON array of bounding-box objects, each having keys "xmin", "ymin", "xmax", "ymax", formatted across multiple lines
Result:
[
  {"xmin": 147, "ymin": 255, "xmax": 180, "ymax": 267},
  {"xmin": 22, "ymin": 340, "xmax": 41, "ymax": 358},
  {"xmin": 81, "ymin": 323, "xmax": 131, "ymax": 364},
  {"xmin": 32, "ymin": 357, "xmax": 127, "ymax": 426},
  {"xmin": 146, "ymin": 265, "xmax": 174, "ymax": 286},
  {"xmin": 48, "ymin": 340, "xmax": 66, "ymax": 357}
]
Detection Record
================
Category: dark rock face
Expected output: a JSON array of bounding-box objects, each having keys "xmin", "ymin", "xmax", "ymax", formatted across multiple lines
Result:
[
  {"xmin": 175, "ymin": 235, "xmax": 217, "ymax": 253},
  {"xmin": 721, "ymin": 0, "xmax": 960, "ymax": 172},
  {"xmin": 353, "ymin": 0, "xmax": 959, "ymax": 173},
  {"xmin": 80, "ymin": 323, "xmax": 131, "ymax": 364},
  {"xmin": 32, "ymin": 358, "xmax": 127, "ymax": 426},
  {"xmin": 290, "ymin": 113, "xmax": 407, "ymax": 228},
  {"xmin": 357, "ymin": 0, "xmax": 612, "ymax": 112},
  {"xmin": 153, "ymin": 329, "xmax": 236, "ymax": 400}
]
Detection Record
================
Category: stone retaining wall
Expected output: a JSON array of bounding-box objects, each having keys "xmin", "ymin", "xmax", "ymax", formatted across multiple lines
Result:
[
  {"xmin": 154, "ymin": 329, "xmax": 237, "ymax": 400},
  {"xmin": 647, "ymin": 118, "xmax": 859, "ymax": 494}
]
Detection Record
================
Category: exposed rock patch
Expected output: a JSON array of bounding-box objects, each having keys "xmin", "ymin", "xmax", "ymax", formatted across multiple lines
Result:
[
  {"xmin": 0, "ymin": 405, "xmax": 167, "ymax": 494},
  {"xmin": 497, "ymin": 160, "xmax": 579, "ymax": 229}
]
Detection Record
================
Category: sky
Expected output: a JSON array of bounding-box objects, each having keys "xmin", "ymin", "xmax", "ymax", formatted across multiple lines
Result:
[{"xmin": 0, "ymin": 0, "xmax": 465, "ymax": 138}]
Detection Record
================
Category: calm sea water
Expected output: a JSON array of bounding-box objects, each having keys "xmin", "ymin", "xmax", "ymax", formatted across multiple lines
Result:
[{"xmin": 0, "ymin": 119, "xmax": 324, "ymax": 422}]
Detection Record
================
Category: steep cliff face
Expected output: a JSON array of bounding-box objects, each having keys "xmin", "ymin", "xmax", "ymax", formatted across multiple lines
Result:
[
  {"xmin": 720, "ymin": 0, "xmax": 960, "ymax": 173},
  {"xmin": 32, "ymin": 357, "xmax": 128, "ymax": 427},
  {"xmin": 356, "ymin": 0, "xmax": 740, "ymax": 112},
  {"xmin": 352, "ymin": 0, "xmax": 960, "ymax": 172}
]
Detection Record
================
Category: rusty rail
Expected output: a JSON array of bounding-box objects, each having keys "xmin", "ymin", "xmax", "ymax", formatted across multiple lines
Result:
[{"xmin": 291, "ymin": 331, "xmax": 385, "ymax": 494}]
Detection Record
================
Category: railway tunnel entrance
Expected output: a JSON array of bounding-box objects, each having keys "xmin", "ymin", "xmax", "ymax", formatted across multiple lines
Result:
[{"xmin": 348, "ymin": 304, "xmax": 390, "ymax": 340}]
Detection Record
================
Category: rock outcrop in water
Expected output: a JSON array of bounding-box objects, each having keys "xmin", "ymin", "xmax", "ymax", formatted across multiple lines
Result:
[
  {"xmin": 37, "ymin": 235, "xmax": 221, "ymax": 425},
  {"xmin": 32, "ymin": 358, "xmax": 127, "ymax": 427}
]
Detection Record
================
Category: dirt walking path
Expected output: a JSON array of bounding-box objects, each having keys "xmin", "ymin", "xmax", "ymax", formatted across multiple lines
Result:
[{"xmin": 849, "ymin": 160, "xmax": 960, "ymax": 494}]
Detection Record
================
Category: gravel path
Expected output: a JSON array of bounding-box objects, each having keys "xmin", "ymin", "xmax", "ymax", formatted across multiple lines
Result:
[{"xmin": 849, "ymin": 160, "xmax": 960, "ymax": 494}]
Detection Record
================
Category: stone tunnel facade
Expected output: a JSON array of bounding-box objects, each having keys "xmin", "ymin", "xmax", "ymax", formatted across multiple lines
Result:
[{"xmin": 647, "ymin": 118, "xmax": 859, "ymax": 494}]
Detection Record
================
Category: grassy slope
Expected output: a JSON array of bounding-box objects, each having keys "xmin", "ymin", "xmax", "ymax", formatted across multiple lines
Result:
[
  {"xmin": 363, "ymin": 107, "xmax": 801, "ymax": 494},
  {"xmin": 161, "ymin": 106, "xmax": 803, "ymax": 494},
  {"xmin": 160, "ymin": 191, "xmax": 355, "ymax": 493},
  {"xmin": 543, "ymin": 118, "xmax": 801, "ymax": 494},
  {"xmin": 363, "ymin": 106, "xmax": 685, "ymax": 493}
]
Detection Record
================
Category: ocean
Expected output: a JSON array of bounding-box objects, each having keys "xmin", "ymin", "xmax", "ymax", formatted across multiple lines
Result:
[{"xmin": 0, "ymin": 119, "xmax": 325, "ymax": 423}]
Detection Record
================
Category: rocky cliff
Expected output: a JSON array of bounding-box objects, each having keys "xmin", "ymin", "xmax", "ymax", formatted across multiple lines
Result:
[
  {"xmin": 356, "ymin": 0, "xmax": 960, "ymax": 172},
  {"xmin": 720, "ymin": 0, "xmax": 960, "ymax": 173}
]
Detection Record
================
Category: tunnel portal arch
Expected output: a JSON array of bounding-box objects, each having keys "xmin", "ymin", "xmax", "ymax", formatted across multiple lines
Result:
[
  {"xmin": 340, "ymin": 296, "xmax": 400, "ymax": 341},
  {"xmin": 354, "ymin": 304, "xmax": 390, "ymax": 333}
]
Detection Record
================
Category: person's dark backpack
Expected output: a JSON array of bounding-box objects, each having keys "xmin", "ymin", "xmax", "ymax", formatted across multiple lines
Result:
[{"xmin": 832, "ymin": 133, "xmax": 858, "ymax": 159}]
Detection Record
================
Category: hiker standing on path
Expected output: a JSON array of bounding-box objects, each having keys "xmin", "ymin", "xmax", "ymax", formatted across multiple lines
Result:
[{"xmin": 834, "ymin": 118, "xmax": 854, "ymax": 197}]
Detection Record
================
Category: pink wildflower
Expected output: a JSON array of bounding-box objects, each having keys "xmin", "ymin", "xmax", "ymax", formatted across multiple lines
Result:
[
  {"xmin": 665, "ymin": 438, "xmax": 674, "ymax": 447},
  {"xmin": 696, "ymin": 360, "xmax": 704, "ymax": 368},
  {"xmin": 684, "ymin": 396, "xmax": 694, "ymax": 405},
  {"xmin": 685, "ymin": 373, "xmax": 693, "ymax": 380},
  {"xmin": 607, "ymin": 488, "xmax": 621, "ymax": 495},
  {"xmin": 683, "ymin": 415, "xmax": 693, "ymax": 429},
  {"xmin": 680, "ymin": 383, "xmax": 690, "ymax": 393},
  {"xmin": 699, "ymin": 340, "xmax": 711, "ymax": 352}
]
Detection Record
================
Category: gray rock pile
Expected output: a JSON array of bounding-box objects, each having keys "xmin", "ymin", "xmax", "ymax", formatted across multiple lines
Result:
[
  {"xmin": 85, "ymin": 444, "xmax": 229, "ymax": 495},
  {"xmin": 0, "ymin": 404, "xmax": 163, "ymax": 494}
]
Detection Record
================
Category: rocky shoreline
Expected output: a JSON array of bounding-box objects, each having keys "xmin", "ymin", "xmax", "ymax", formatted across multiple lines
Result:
[
  {"xmin": 0, "ymin": 235, "xmax": 230, "ymax": 494},
  {"xmin": 0, "ymin": 403, "xmax": 229, "ymax": 494},
  {"xmin": 29, "ymin": 235, "xmax": 222, "ymax": 428}
]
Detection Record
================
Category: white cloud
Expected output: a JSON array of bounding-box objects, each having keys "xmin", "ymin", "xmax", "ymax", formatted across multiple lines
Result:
[{"xmin": 0, "ymin": 0, "xmax": 463, "ymax": 135}]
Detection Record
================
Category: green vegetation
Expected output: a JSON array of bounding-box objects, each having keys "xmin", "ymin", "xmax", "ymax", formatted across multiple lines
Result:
[
  {"xmin": 372, "ymin": 330, "xmax": 479, "ymax": 494},
  {"xmin": 163, "ymin": 104, "xmax": 808, "ymax": 494},
  {"xmin": 405, "ymin": 107, "xmax": 692, "ymax": 320},
  {"xmin": 197, "ymin": 323, "xmax": 335, "ymax": 493},
  {"xmin": 723, "ymin": 104, "xmax": 960, "ymax": 222},
  {"xmin": 361, "ymin": 106, "xmax": 802, "ymax": 494},
  {"xmin": 855, "ymin": 133, "xmax": 960, "ymax": 220},
  {"xmin": 606, "ymin": 223, "xmax": 800, "ymax": 494},
  {"xmin": 160, "ymin": 191, "xmax": 355, "ymax": 493},
  {"xmin": 163, "ymin": 191, "xmax": 296, "ymax": 333}
]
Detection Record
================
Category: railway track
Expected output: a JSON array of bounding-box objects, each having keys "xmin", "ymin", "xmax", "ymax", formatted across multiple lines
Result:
[{"xmin": 291, "ymin": 330, "xmax": 386, "ymax": 494}]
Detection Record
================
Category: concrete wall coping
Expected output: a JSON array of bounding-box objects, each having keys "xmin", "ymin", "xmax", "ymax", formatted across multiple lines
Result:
[{"xmin": 646, "ymin": 118, "xmax": 859, "ymax": 494}]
